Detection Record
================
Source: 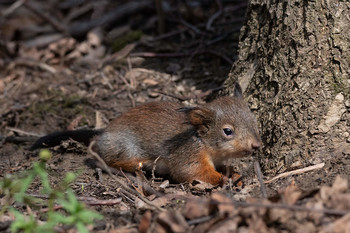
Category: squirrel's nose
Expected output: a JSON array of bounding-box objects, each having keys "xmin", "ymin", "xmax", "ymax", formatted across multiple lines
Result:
[{"xmin": 251, "ymin": 139, "xmax": 261, "ymax": 151}]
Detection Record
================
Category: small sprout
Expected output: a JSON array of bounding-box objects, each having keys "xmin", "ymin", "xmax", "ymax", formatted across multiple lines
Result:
[
  {"xmin": 39, "ymin": 149, "xmax": 52, "ymax": 162},
  {"xmin": 65, "ymin": 172, "xmax": 77, "ymax": 184}
]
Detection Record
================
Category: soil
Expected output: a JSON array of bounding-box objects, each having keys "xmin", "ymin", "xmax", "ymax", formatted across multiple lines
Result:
[{"xmin": 1, "ymin": 1, "xmax": 350, "ymax": 232}]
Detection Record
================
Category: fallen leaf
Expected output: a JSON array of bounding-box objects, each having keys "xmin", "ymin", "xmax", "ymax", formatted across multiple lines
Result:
[
  {"xmin": 282, "ymin": 180, "xmax": 301, "ymax": 205},
  {"xmin": 67, "ymin": 115, "xmax": 83, "ymax": 130},
  {"xmin": 191, "ymin": 179, "xmax": 215, "ymax": 191},
  {"xmin": 184, "ymin": 198, "xmax": 210, "ymax": 219},
  {"xmin": 159, "ymin": 180, "xmax": 169, "ymax": 189},
  {"xmin": 139, "ymin": 211, "xmax": 152, "ymax": 233},
  {"xmin": 155, "ymin": 210, "xmax": 189, "ymax": 233},
  {"xmin": 109, "ymin": 227, "xmax": 138, "ymax": 233},
  {"xmin": 0, "ymin": 80, "xmax": 5, "ymax": 94},
  {"xmin": 143, "ymin": 78, "xmax": 159, "ymax": 86},
  {"xmin": 320, "ymin": 213, "xmax": 350, "ymax": 233},
  {"xmin": 151, "ymin": 196, "xmax": 171, "ymax": 208},
  {"xmin": 211, "ymin": 192, "xmax": 237, "ymax": 216},
  {"xmin": 319, "ymin": 176, "xmax": 348, "ymax": 203}
]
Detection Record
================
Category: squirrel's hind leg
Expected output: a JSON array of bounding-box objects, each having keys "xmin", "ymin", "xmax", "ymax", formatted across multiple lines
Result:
[{"xmin": 171, "ymin": 150, "xmax": 225, "ymax": 186}]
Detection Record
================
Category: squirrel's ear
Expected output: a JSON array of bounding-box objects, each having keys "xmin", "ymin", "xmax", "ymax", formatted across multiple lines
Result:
[
  {"xmin": 233, "ymin": 82, "xmax": 243, "ymax": 99},
  {"xmin": 179, "ymin": 107, "xmax": 215, "ymax": 126}
]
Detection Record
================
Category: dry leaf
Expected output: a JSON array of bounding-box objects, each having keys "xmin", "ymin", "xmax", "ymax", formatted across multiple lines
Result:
[
  {"xmin": 87, "ymin": 28, "xmax": 103, "ymax": 47},
  {"xmin": 143, "ymin": 78, "xmax": 159, "ymax": 86},
  {"xmin": 319, "ymin": 176, "xmax": 348, "ymax": 203},
  {"xmin": 320, "ymin": 213, "xmax": 350, "ymax": 233},
  {"xmin": 191, "ymin": 179, "xmax": 215, "ymax": 191},
  {"xmin": 151, "ymin": 196, "xmax": 171, "ymax": 208},
  {"xmin": 0, "ymin": 80, "xmax": 5, "ymax": 94},
  {"xmin": 159, "ymin": 180, "xmax": 169, "ymax": 189},
  {"xmin": 246, "ymin": 216, "xmax": 273, "ymax": 233},
  {"xmin": 328, "ymin": 193, "xmax": 350, "ymax": 211},
  {"xmin": 109, "ymin": 227, "xmax": 138, "ymax": 233},
  {"xmin": 139, "ymin": 211, "xmax": 152, "ymax": 233},
  {"xmin": 67, "ymin": 115, "xmax": 83, "ymax": 130},
  {"xmin": 282, "ymin": 180, "xmax": 301, "ymax": 205},
  {"xmin": 184, "ymin": 198, "xmax": 210, "ymax": 219},
  {"xmin": 155, "ymin": 210, "xmax": 189, "ymax": 233},
  {"xmin": 211, "ymin": 192, "xmax": 237, "ymax": 216},
  {"xmin": 295, "ymin": 222, "xmax": 317, "ymax": 233},
  {"xmin": 205, "ymin": 217, "xmax": 240, "ymax": 233}
]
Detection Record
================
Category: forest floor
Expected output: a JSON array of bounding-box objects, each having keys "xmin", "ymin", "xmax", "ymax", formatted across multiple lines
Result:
[{"xmin": 1, "ymin": 1, "xmax": 350, "ymax": 232}]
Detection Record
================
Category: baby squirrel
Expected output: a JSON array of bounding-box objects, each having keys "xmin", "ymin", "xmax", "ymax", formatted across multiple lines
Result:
[{"xmin": 31, "ymin": 83, "xmax": 261, "ymax": 185}]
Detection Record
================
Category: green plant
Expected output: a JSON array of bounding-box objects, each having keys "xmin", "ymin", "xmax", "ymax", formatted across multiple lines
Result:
[{"xmin": 0, "ymin": 149, "xmax": 103, "ymax": 233}]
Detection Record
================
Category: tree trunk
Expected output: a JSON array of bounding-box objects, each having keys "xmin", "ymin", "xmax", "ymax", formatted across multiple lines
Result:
[{"xmin": 224, "ymin": 0, "xmax": 350, "ymax": 175}]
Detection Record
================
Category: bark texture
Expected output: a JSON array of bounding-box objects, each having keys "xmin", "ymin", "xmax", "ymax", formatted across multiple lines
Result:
[{"xmin": 224, "ymin": 0, "xmax": 350, "ymax": 174}]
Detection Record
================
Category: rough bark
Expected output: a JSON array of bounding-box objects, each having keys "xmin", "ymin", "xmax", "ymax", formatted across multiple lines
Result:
[{"xmin": 224, "ymin": 0, "xmax": 350, "ymax": 175}]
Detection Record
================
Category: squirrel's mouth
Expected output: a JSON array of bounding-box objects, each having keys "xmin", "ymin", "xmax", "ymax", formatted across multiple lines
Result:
[{"xmin": 240, "ymin": 150, "xmax": 253, "ymax": 157}]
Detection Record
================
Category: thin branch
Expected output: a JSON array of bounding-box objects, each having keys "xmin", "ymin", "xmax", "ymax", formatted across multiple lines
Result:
[
  {"xmin": 155, "ymin": 0, "xmax": 165, "ymax": 34},
  {"xmin": 265, "ymin": 163, "xmax": 325, "ymax": 184},
  {"xmin": 23, "ymin": 2, "xmax": 67, "ymax": 34},
  {"xmin": 6, "ymin": 127, "xmax": 42, "ymax": 137},
  {"xmin": 151, "ymin": 156, "xmax": 161, "ymax": 181},
  {"xmin": 206, "ymin": 0, "xmax": 224, "ymax": 30},
  {"xmin": 254, "ymin": 161, "xmax": 267, "ymax": 198},
  {"xmin": 2, "ymin": 0, "xmax": 27, "ymax": 17}
]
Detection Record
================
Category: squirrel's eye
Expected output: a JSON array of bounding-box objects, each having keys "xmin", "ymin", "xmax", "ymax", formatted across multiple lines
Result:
[{"xmin": 223, "ymin": 128, "xmax": 233, "ymax": 136}]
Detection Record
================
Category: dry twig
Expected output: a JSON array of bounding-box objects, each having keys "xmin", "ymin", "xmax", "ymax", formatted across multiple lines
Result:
[
  {"xmin": 23, "ymin": 1, "xmax": 67, "ymax": 33},
  {"xmin": 206, "ymin": 0, "xmax": 223, "ymax": 30},
  {"xmin": 2, "ymin": 0, "xmax": 27, "ymax": 17},
  {"xmin": 254, "ymin": 161, "xmax": 267, "ymax": 198},
  {"xmin": 6, "ymin": 127, "xmax": 42, "ymax": 137},
  {"xmin": 265, "ymin": 162, "xmax": 325, "ymax": 184}
]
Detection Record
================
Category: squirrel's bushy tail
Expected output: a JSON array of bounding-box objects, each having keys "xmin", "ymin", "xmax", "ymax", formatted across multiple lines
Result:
[{"xmin": 30, "ymin": 129, "xmax": 103, "ymax": 150}]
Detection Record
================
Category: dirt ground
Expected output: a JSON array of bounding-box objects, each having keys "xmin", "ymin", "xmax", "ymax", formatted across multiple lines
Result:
[{"xmin": 1, "ymin": 1, "xmax": 350, "ymax": 232}]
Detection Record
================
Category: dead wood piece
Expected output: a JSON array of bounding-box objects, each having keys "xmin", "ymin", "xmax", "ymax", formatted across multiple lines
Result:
[{"xmin": 265, "ymin": 163, "xmax": 325, "ymax": 184}]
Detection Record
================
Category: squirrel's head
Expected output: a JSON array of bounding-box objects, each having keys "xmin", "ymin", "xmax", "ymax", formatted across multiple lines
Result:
[{"xmin": 183, "ymin": 83, "xmax": 262, "ymax": 163}]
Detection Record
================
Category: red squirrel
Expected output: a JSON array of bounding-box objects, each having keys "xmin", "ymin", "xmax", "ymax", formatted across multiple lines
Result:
[{"xmin": 31, "ymin": 83, "xmax": 261, "ymax": 185}]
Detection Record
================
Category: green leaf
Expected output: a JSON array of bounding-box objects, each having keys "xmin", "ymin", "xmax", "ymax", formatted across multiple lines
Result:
[
  {"xmin": 76, "ymin": 222, "xmax": 89, "ymax": 233},
  {"xmin": 33, "ymin": 162, "xmax": 52, "ymax": 193}
]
